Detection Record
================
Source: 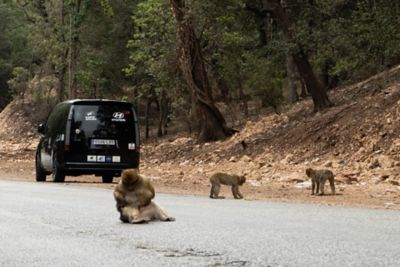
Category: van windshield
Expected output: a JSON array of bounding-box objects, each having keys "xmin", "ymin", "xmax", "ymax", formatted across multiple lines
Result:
[{"xmin": 71, "ymin": 103, "xmax": 135, "ymax": 141}]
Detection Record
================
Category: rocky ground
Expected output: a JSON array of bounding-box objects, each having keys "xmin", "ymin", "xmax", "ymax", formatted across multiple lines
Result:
[{"xmin": 1, "ymin": 65, "xmax": 400, "ymax": 210}]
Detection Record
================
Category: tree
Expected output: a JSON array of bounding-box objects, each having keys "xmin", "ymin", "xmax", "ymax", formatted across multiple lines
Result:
[
  {"xmin": 0, "ymin": 0, "xmax": 32, "ymax": 108},
  {"xmin": 263, "ymin": 0, "xmax": 333, "ymax": 112},
  {"xmin": 56, "ymin": 0, "xmax": 68, "ymax": 102},
  {"xmin": 125, "ymin": 0, "xmax": 177, "ymax": 138},
  {"xmin": 68, "ymin": 0, "xmax": 91, "ymax": 99},
  {"xmin": 170, "ymin": 0, "xmax": 236, "ymax": 142}
]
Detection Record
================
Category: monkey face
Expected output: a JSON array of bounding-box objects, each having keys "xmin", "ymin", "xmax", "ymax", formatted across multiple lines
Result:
[{"xmin": 239, "ymin": 176, "xmax": 246, "ymax": 185}]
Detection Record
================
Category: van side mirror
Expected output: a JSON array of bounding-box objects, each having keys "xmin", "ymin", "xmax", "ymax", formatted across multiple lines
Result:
[{"xmin": 38, "ymin": 124, "xmax": 45, "ymax": 135}]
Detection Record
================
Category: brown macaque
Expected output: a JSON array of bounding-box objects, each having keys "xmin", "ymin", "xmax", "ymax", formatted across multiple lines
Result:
[
  {"xmin": 122, "ymin": 201, "xmax": 175, "ymax": 224},
  {"xmin": 209, "ymin": 172, "xmax": 246, "ymax": 199},
  {"xmin": 113, "ymin": 169, "xmax": 155, "ymax": 222},
  {"xmin": 306, "ymin": 168, "xmax": 335, "ymax": 195}
]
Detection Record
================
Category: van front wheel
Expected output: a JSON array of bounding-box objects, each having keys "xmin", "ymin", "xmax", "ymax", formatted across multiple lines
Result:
[
  {"xmin": 102, "ymin": 175, "xmax": 113, "ymax": 183},
  {"xmin": 35, "ymin": 153, "xmax": 47, "ymax": 182},
  {"xmin": 52, "ymin": 159, "xmax": 65, "ymax": 183}
]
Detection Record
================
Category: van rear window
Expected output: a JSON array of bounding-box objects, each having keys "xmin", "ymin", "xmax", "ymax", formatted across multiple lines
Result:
[{"xmin": 71, "ymin": 104, "xmax": 135, "ymax": 140}]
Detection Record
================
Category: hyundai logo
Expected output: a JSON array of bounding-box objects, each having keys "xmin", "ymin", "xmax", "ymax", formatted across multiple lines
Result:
[{"xmin": 113, "ymin": 112, "xmax": 125, "ymax": 119}]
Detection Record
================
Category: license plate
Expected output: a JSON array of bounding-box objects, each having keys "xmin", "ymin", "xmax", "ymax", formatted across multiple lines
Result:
[{"xmin": 91, "ymin": 139, "xmax": 116, "ymax": 145}]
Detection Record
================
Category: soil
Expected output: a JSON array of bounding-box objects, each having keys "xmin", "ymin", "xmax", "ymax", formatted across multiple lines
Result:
[{"xmin": 1, "ymin": 65, "xmax": 400, "ymax": 210}]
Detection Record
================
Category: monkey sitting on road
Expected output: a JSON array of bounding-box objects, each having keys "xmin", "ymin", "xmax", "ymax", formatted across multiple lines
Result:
[
  {"xmin": 209, "ymin": 172, "xmax": 246, "ymax": 199},
  {"xmin": 305, "ymin": 168, "xmax": 335, "ymax": 196},
  {"xmin": 114, "ymin": 169, "xmax": 174, "ymax": 223},
  {"xmin": 113, "ymin": 169, "xmax": 155, "ymax": 223}
]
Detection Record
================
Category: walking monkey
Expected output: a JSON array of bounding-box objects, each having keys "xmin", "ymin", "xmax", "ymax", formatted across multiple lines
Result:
[{"xmin": 209, "ymin": 172, "xmax": 246, "ymax": 199}]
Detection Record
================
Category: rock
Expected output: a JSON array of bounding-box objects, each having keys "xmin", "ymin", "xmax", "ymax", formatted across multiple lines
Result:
[
  {"xmin": 281, "ymin": 153, "xmax": 294, "ymax": 164},
  {"xmin": 247, "ymin": 180, "xmax": 261, "ymax": 187},
  {"xmin": 369, "ymin": 194, "xmax": 383, "ymax": 199},
  {"xmin": 342, "ymin": 173, "xmax": 359, "ymax": 184},
  {"xmin": 288, "ymin": 178, "xmax": 305, "ymax": 183},
  {"xmin": 241, "ymin": 155, "xmax": 252, "ymax": 162},
  {"xmin": 375, "ymin": 155, "xmax": 394, "ymax": 168},
  {"xmin": 380, "ymin": 175, "xmax": 390, "ymax": 181},
  {"xmin": 311, "ymin": 157, "xmax": 320, "ymax": 163},
  {"xmin": 324, "ymin": 161, "xmax": 333, "ymax": 167},
  {"xmin": 334, "ymin": 178, "xmax": 347, "ymax": 184},
  {"xmin": 384, "ymin": 202, "xmax": 395, "ymax": 208},
  {"xmin": 384, "ymin": 189, "xmax": 396, "ymax": 194},
  {"xmin": 369, "ymin": 159, "xmax": 380, "ymax": 169},
  {"xmin": 294, "ymin": 181, "xmax": 312, "ymax": 189}
]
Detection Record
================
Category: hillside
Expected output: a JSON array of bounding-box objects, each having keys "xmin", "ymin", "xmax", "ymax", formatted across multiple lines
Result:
[{"xmin": 1, "ymin": 65, "xmax": 400, "ymax": 209}]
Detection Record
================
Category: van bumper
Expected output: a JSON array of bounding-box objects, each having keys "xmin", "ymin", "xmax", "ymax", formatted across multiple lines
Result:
[{"xmin": 64, "ymin": 162, "xmax": 139, "ymax": 176}]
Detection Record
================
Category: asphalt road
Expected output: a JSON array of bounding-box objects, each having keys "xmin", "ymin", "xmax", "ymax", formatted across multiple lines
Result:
[{"xmin": 1, "ymin": 180, "xmax": 400, "ymax": 267}]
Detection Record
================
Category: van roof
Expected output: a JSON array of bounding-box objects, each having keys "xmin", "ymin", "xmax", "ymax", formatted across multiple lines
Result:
[{"xmin": 62, "ymin": 99, "xmax": 131, "ymax": 105}]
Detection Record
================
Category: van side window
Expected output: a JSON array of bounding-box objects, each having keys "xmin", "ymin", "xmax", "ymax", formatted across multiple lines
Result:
[{"xmin": 46, "ymin": 103, "xmax": 70, "ymax": 137}]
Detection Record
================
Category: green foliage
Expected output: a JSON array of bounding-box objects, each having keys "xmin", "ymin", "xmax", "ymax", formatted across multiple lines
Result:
[
  {"xmin": 7, "ymin": 67, "xmax": 29, "ymax": 97},
  {"xmin": 1, "ymin": 0, "xmax": 399, "ymax": 118},
  {"xmin": 0, "ymin": 1, "xmax": 32, "ymax": 106},
  {"xmin": 125, "ymin": 0, "xmax": 178, "ymax": 101},
  {"xmin": 243, "ymin": 53, "xmax": 284, "ymax": 109},
  {"xmin": 99, "ymin": 0, "xmax": 113, "ymax": 17},
  {"xmin": 292, "ymin": 0, "xmax": 400, "ymax": 84},
  {"xmin": 77, "ymin": 0, "xmax": 136, "ymax": 98}
]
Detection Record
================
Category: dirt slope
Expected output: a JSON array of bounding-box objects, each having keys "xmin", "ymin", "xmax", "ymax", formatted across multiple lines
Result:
[{"xmin": 1, "ymin": 66, "xmax": 400, "ymax": 210}]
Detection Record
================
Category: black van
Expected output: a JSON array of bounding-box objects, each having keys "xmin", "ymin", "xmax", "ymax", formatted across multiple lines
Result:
[{"xmin": 36, "ymin": 99, "xmax": 140, "ymax": 183}]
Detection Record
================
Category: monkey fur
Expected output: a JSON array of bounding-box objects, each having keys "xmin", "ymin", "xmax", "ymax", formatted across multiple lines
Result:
[
  {"xmin": 209, "ymin": 172, "xmax": 246, "ymax": 199},
  {"xmin": 121, "ymin": 201, "xmax": 175, "ymax": 224}
]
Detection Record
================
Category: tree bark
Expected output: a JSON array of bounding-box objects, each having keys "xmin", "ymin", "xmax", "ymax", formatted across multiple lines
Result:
[
  {"xmin": 263, "ymin": 0, "xmax": 333, "ymax": 112},
  {"xmin": 56, "ymin": 0, "xmax": 68, "ymax": 103},
  {"xmin": 145, "ymin": 98, "xmax": 157, "ymax": 139},
  {"xmin": 170, "ymin": 0, "xmax": 236, "ymax": 142},
  {"xmin": 157, "ymin": 89, "xmax": 169, "ymax": 137},
  {"xmin": 236, "ymin": 72, "xmax": 249, "ymax": 117},
  {"xmin": 68, "ymin": 0, "xmax": 82, "ymax": 99},
  {"xmin": 286, "ymin": 53, "xmax": 298, "ymax": 103}
]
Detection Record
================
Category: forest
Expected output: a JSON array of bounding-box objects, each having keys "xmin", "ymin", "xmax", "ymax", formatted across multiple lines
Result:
[{"xmin": 1, "ymin": 0, "xmax": 399, "ymax": 142}]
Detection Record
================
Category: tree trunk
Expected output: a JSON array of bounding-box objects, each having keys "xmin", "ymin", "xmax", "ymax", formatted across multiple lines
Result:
[
  {"xmin": 145, "ymin": 98, "xmax": 152, "ymax": 139},
  {"xmin": 68, "ymin": 0, "xmax": 82, "ymax": 99},
  {"xmin": 286, "ymin": 53, "xmax": 298, "ymax": 103},
  {"xmin": 69, "ymin": 18, "xmax": 78, "ymax": 99},
  {"xmin": 263, "ymin": 0, "xmax": 332, "ymax": 112},
  {"xmin": 56, "ymin": 0, "xmax": 68, "ymax": 103},
  {"xmin": 170, "ymin": 0, "xmax": 236, "ymax": 142},
  {"xmin": 300, "ymin": 79, "xmax": 308, "ymax": 98},
  {"xmin": 236, "ymin": 74, "xmax": 249, "ymax": 117},
  {"xmin": 91, "ymin": 80, "xmax": 97, "ymax": 98},
  {"xmin": 157, "ymin": 90, "xmax": 169, "ymax": 137}
]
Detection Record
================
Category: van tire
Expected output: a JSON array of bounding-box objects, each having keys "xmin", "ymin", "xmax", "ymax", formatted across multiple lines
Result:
[
  {"xmin": 102, "ymin": 175, "xmax": 113, "ymax": 183},
  {"xmin": 35, "ymin": 153, "xmax": 47, "ymax": 182},
  {"xmin": 52, "ymin": 158, "xmax": 65, "ymax": 183}
]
